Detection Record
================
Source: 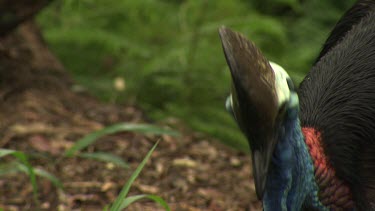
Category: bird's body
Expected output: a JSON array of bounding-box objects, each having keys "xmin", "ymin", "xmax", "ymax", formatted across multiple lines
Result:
[
  {"xmin": 300, "ymin": 1, "xmax": 375, "ymax": 209},
  {"xmin": 220, "ymin": 0, "xmax": 375, "ymax": 210}
]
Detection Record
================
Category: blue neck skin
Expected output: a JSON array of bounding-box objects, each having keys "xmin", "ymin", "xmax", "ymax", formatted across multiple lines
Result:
[{"xmin": 262, "ymin": 105, "xmax": 327, "ymax": 211}]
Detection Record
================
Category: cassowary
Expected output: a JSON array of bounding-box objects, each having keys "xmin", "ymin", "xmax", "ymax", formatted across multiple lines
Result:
[{"xmin": 219, "ymin": 0, "xmax": 375, "ymax": 210}]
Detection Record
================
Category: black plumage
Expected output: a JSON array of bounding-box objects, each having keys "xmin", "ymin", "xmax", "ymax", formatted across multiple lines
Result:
[
  {"xmin": 315, "ymin": 0, "xmax": 375, "ymax": 63},
  {"xmin": 299, "ymin": 0, "xmax": 375, "ymax": 209}
]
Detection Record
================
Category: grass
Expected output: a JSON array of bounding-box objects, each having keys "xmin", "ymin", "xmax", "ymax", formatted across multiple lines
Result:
[
  {"xmin": 1, "ymin": 123, "xmax": 175, "ymax": 210},
  {"xmin": 108, "ymin": 140, "xmax": 170, "ymax": 211},
  {"xmin": 65, "ymin": 122, "xmax": 179, "ymax": 157},
  {"xmin": 0, "ymin": 149, "xmax": 62, "ymax": 206}
]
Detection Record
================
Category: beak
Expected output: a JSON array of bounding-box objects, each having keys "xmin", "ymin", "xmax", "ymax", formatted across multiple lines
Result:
[{"xmin": 219, "ymin": 26, "xmax": 279, "ymax": 200}]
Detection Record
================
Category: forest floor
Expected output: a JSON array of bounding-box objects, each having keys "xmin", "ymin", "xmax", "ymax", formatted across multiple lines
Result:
[{"xmin": 0, "ymin": 90, "xmax": 262, "ymax": 211}]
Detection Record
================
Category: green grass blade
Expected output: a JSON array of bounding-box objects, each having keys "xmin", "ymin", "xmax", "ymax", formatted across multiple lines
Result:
[
  {"xmin": 0, "ymin": 150, "xmax": 39, "ymax": 204},
  {"xmin": 16, "ymin": 153, "xmax": 38, "ymax": 205},
  {"xmin": 65, "ymin": 123, "xmax": 179, "ymax": 157},
  {"xmin": 9, "ymin": 152, "xmax": 37, "ymax": 193},
  {"xmin": 0, "ymin": 159, "xmax": 62, "ymax": 190},
  {"xmin": 0, "ymin": 161, "xmax": 23, "ymax": 175},
  {"xmin": 110, "ymin": 141, "xmax": 159, "ymax": 211},
  {"xmin": 17, "ymin": 163, "xmax": 63, "ymax": 189},
  {"xmin": 120, "ymin": 195, "xmax": 145, "ymax": 209},
  {"xmin": 34, "ymin": 168, "xmax": 63, "ymax": 189},
  {"xmin": 120, "ymin": 194, "xmax": 170, "ymax": 211},
  {"xmin": 0, "ymin": 149, "xmax": 16, "ymax": 158},
  {"xmin": 79, "ymin": 152, "xmax": 129, "ymax": 169},
  {"xmin": 103, "ymin": 205, "xmax": 110, "ymax": 211}
]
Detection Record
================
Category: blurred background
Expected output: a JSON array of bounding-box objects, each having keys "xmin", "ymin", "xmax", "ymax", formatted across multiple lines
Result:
[
  {"xmin": 0, "ymin": 0, "xmax": 360, "ymax": 210},
  {"xmin": 37, "ymin": 0, "xmax": 355, "ymax": 150}
]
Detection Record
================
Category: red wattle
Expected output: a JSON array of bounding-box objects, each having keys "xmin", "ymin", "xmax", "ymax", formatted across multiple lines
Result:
[{"xmin": 302, "ymin": 127, "xmax": 354, "ymax": 209}]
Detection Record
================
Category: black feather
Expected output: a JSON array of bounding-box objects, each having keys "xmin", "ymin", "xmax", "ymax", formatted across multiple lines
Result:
[
  {"xmin": 299, "ymin": 1, "xmax": 375, "ymax": 210},
  {"xmin": 315, "ymin": 0, "xmax": 375, "ymax": 63}
]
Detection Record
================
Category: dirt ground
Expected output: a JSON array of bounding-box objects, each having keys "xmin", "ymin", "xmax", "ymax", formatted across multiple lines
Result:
[{"xmin": 0, "ymin": 89, "xmax": 262, "ymax": 211}]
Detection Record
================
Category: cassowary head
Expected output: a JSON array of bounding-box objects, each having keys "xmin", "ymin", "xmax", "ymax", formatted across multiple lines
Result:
[{"xmin": 219, "ymin": 27, "xmax": 298, "ymax": 199}]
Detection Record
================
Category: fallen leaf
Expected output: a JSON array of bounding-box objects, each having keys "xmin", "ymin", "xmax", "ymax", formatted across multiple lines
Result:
[
  {"xmin": 172, "ymin": 158, "xmax": 197, "ymax": 168},
  {"xmin": 101, "ymin": 182, "xmax": 115, "ymax": 192},
  {"xmin": 136, "ymin": 183, "xmax": 159, "ymax": 194},
  {"xmin": 229, "ymin": 157, "xmax": 241, "ymax": 167}
]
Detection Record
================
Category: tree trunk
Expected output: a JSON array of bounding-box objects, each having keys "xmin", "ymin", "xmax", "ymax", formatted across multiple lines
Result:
[
  {"xmin": 0, "ymin": 0, "xmax": 53, "ymax": 36},
  {"xmin": 0, "ymin": 2, "xmax": 129, "ymax": 146},
  {"xmin": 0, "ymin": 0, "xmax": 79, "ymax": 136}
]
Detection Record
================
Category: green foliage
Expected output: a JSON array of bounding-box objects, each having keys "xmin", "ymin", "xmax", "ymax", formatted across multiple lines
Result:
[
  {"xmin": 65, "ymin": 123, "xmax": 179, "ymax": 156},
  {"xmin": 1, "ymin": 124, "xmax": 172, "ymax": 209},
  {"xmin": 119, "ymin": 194, "xmax": 170, "ymax": 210},
  {"xmin": 38, "ymin": 0, "xmax": 355, "ymax": 150},
  {"xmin": 16, "ymin": 163, "xmax": 63, "ymax": 189},
  {"xmin": 109, "ymin": 141, "xmax": 170, "ymax": 211},
  {"xmin": 0, "ymin": 149, "xmax": 62, "ymax": 206},
  {"xmin": 0, "ymin": 149, "xmax": 38, "ymax": 203}
]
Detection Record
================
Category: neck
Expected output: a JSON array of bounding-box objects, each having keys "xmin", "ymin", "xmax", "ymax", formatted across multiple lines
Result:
[{"xmin": 263, "ymin": 109, "xmax": 327, "ymax": 210}]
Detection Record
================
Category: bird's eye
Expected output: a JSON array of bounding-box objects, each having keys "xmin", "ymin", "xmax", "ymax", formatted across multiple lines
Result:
[{"xmin": 287, "ymin": 78, "xmax": 295, "ymax": 92}]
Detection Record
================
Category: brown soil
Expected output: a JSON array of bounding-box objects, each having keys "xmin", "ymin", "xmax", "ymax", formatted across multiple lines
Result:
[
  {"xmin": 0, "ymin": 19, "xmax": 262, "ymax": 211},
  {"xmin": 0, "ymin": 99, "xmax": 262, "ymax": 211}
]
